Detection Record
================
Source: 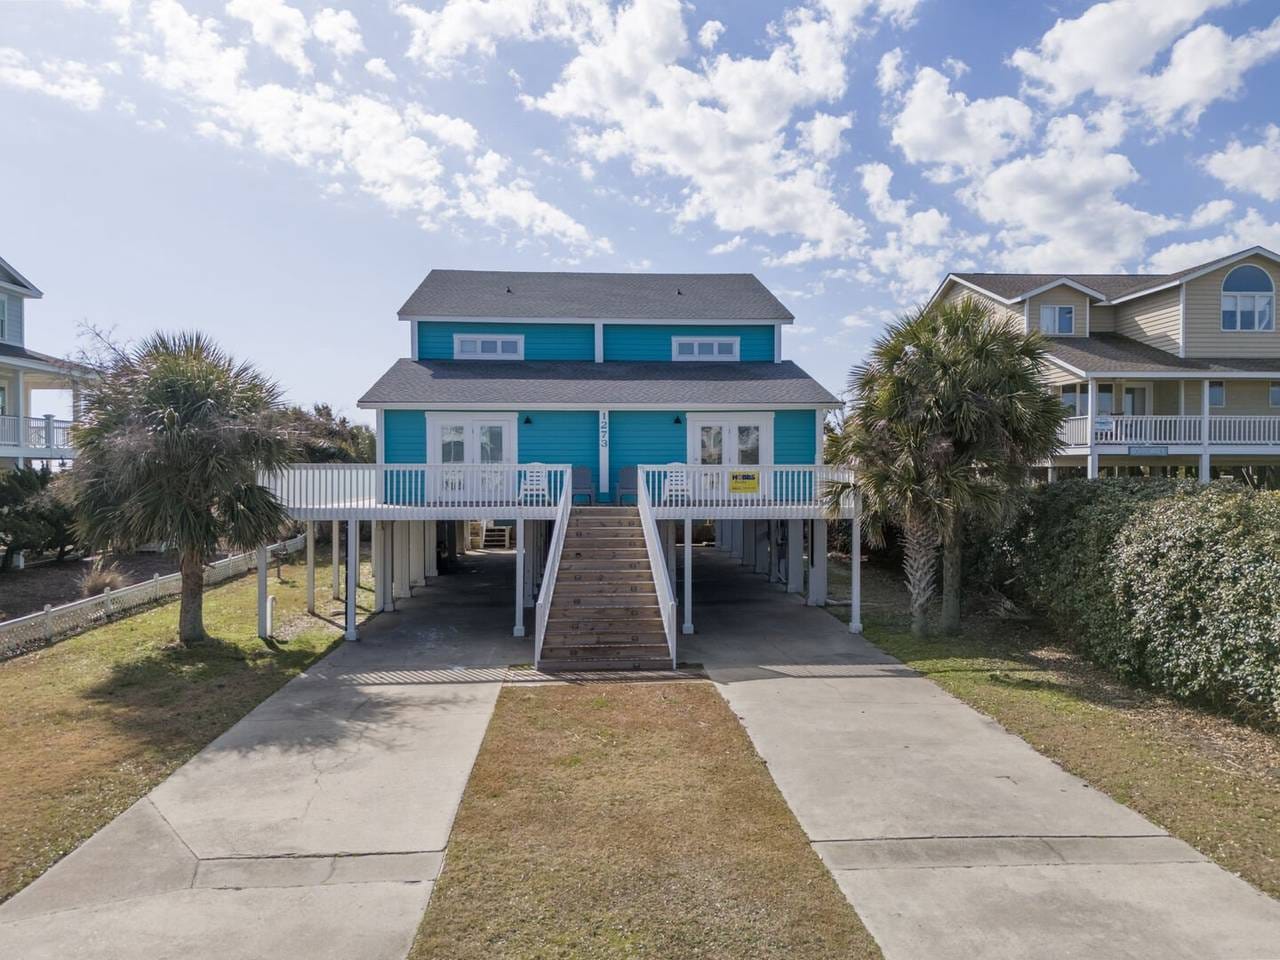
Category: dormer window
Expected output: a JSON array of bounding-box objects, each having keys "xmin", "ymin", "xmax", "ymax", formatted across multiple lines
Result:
[
  {"xmin": 453, "ymin": 333, "xmax": 524, "ymax": 359},
  {"xmin": 1039, "ymin": 304, "xmax": 1075, "ymax": 336},
  {"xmin": 1221, "ymin": 264, "xmax": 1274, "ymax": 331},
  {"xmin": 672, "ymin": 336, "xmax": 740, "ymax": 361}
]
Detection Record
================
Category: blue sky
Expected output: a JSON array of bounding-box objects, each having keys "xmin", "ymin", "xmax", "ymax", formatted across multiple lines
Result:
[{"xmin": 5, "ymin": 0, "xmax": 1280, "ymax": 423}]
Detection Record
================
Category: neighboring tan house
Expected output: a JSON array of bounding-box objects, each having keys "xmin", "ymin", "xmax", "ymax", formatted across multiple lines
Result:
[
  {"xmin": 926, "ymin": 245, "xmax": 1280, "ymax": 485},
  {"xmin": 0, "ymin": 255, "xmax": 92, "ymax": 470},
  {"xmin": 261, "ymin": 270, "xmax": 860, "ymax": 669}
]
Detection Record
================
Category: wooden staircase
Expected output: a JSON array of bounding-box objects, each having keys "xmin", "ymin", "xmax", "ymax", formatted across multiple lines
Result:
[{"xmin": 539, "ymin": 506, "xmax": 672, "ymax": 670}]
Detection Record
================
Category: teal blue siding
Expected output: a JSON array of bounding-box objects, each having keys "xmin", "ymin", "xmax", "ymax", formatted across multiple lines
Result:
[
  {"xmin": 518, "ymin": 410, "xmax": 598, "ymax": 497},
  {"xmin": 774, "ymin": 409, "xmax": 818, "ymax": 464},
  {"xmin": 608, "ymin": 411, "xmax": 686, "ymax": 502},
  {"xmin": 602, "ymin": 324, "xmax": 775, "ymax": 361},
  {"xmin": 383, "ymin": 410, "xmax": 426, "ymax": 463},
  {"xmin": 417, "ymin": 321, "xmax": 594, "ymax": 360}
]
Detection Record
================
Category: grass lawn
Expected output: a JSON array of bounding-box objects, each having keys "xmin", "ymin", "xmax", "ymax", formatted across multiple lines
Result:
[
  {"xmin": 829, "ymin": 559, "xmax": 1280, "ymax": 900},
  {"xmin": 411, "ymin": 682, "xmax": 881, "ymax": 960},
  {"xmin": 0, "ymin": 554, "xmax": 372, "ymax": 903}
]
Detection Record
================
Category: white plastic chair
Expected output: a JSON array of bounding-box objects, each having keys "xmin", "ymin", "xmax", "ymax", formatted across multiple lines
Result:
[
  {"xmin": 518, "ymin": 463, "xmax": 551, "ymax": 504},
  {"xmin": 661, "ymin": 463, "xmax": 691, "ymax": 504}
]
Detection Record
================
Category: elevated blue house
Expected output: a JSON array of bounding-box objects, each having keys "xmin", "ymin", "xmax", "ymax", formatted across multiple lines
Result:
[{"xmin": 266, "ymin": 271, "xmax": 860, "ymax": 669}]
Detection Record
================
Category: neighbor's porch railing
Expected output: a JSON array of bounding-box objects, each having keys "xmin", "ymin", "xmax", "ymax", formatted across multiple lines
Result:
[
  {"xmin": 637, "ymin": 474, "xmax": 678, "ymax": 669},
  {"xmin": 261, "ymin": 463, "xmax": 571, "ymax": 519},
  {"xmin": 637, "ymin": 464, "xmax": 856, "ymax": 518},
  {"xmin": 533, "ymin": 481, "xmax": 572, "ymax": 668},
  {"xmin": 0, "ymin": 415, "xmax": 75, "ymax": 449},
  {"xmin": 1060, "ymin": 415, "xmax": 1280, "ymax": 447}
]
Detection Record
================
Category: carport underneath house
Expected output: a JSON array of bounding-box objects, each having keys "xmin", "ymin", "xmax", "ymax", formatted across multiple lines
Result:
[{"xmin": 255, "ymin": 462, "xmax": 862, "ymax": 670}]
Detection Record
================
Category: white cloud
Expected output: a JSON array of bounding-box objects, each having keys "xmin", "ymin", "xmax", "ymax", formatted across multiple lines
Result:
[
  {"xmin": 1188, "ymin": 198, "xmax": 1234, "ymax": 228},
  {"xmin": 697, "ymin": 19, "xmax": 724, "ymax": 50},
  {"xmin": 876, "ymin": 46, "xmax": 904, "ymax": 94},
  {"xmin": 395, "ymin": 0, "xmax": 611, "ymax": 75},
  {"xmin": 312, "ymin": 8, "xmax": 363, "ymax": 58},
  {"xmin": 1147, "ymin": 208, "xmax": 1280, "ymax": 272},
  {"xmin": 709, "ymin": 234, "xmax": 745, "ymax": 254},
  {"xmin": 122, "ymin": 0, "xmax": 605, "ymax": 252},
  {"xmin": 797, "ymin": 111, "xmax": 852, "ymax": 159},
  {"xmin": 0, "ymin": 47, "xmax": 105, "ymax": 110},
  {"xmin": 225, "ymin": 0, "xmax": 312, "ymax": 74},
  {"xmin": 364, "ymin": 56, "xmax": 395, "ymax": 81},
  {"xmin": 1203, "ymin": 124, "xmax": 1280, "ymax": 202},
  {"xmin": 890, "ymin": 67, "xmax": 1034, "ymax": 182},
  {"xmin": 966, "ymin": 107, "xmax": 1178, "ymax": 270},
  {"xmin": 1010, "ymin": 1, "xmax": 1280, "ymax": 128}
]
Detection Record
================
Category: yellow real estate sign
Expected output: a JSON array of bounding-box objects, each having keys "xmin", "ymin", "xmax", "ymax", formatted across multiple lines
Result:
[{"xmin": 728, "ymin": 470, "xmax": 760, "ymax": 494}]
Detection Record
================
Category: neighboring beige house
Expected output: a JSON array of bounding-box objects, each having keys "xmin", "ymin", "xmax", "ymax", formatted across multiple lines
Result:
[
  {"xmin": 927, "ymin": 245, "xmax": 1280, "ymax": 484},
  {"xmin": 0, "ymin": 255, "xmax": 92, "ymax": 470}
]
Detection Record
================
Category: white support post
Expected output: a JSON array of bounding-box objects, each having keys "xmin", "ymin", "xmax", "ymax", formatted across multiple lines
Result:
[
  {"xmin": 730, "ymin": 520, "xmax": 743, "ymax": 560},
  {"xmin": 849, "ymin": 513, "xmax": 863, "ymax": 634},
  {"xmin": 331, "ymin": 520, "xmax": 341, "ymax": 600},
  {"xmin": 1200, "ymin": 379, "xmax": 1212, "ymax": 483},
  {"xmin": 380, "ymin": 521, "xmax": 396, "ymax": 612},
  {"xmin": 456, "ymin": 521, "xmax": 467, "ymax": 556},
  {"xmin": 808, "ymin": 520, "xmax": 827, "ymax": 607},
  {"xmin": 256, "ymin": 546, "xmax": 269, "ymax": 639},
  {"xmin": 1086, "ymin": 379, "xmax": 1099, "ymax": 480},
  {"xmin": 371, "ymin": 520, "xmax": 380, "ymax": 604},
  {"xmin": 409, "ymin": 520, "xmax": 425, "ymax": 586},
  {"xmin": 345, "ymin": 519, "xmax": 359, "ymax": 642},
  {"xmin": 663, "ymin": 521, "xmax": 676, "ymax": 583},
  {"xmin": 393, "ymin": 520, "xmax": 411, "ymax": 599},
  {"xmin": 769, "ymin": 520, "xmax": 782, "ymax": 583},
  {"xmin": 787, "ymin": 520, "xmax": 804, "ymax": 594},
  {"xmin": 305, "ymin": 522, "xmax": 315, "ymax": 615},
  {"xmin": 514, "ymin": 519, "xmax": 526, "ymax": 637},
  {"xmin": 1047, "ymin": 465, "xmax": 1058, "ymax": 483},
  {"xmin": 425, "ymin": 520, "xmax": 438, "ymax": 577},
  {"xmin": 14, "ymin": 369, "xmax": 24, "ymax": 468},
  {"xmin": 683, "ymin": 518, "xmax": 693, "ymax": 635}
]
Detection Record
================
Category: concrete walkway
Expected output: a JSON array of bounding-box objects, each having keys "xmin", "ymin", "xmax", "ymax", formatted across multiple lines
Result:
[
  {"xmin": 0, "ymin": 553, "xmax": 528, "ymax": 960},
  {"xmin": 685, "ymin": 549, "xmax": 1280, "ymax": 960}
]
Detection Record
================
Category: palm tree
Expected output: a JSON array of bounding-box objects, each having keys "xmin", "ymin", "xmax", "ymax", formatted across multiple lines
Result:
[
  {"xmin": 825, "ymin": 297, "xmax": 1065, "ymax": 637},
  {"xmin": 69, "ymin": 332, "xmax": 294, "ymax": 644}
]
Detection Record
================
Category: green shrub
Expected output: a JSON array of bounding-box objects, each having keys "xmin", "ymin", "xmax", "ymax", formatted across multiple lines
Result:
[{"xmin": 1008, "ymin": 478, "xmax": 1280, "ymax": 721}]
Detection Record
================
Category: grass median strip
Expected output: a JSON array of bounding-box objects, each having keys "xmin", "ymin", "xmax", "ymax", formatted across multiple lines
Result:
[
  {"xmin": 411, "ymin": 682, "xmax": 881, "ymax": 960},
  {"xmin": 829, "ymin": 561, "xmax": 1280, "ymax": 900},
  {"xmin": 0, "ymin": 557, "xmax": 369, "ymax": 903}
]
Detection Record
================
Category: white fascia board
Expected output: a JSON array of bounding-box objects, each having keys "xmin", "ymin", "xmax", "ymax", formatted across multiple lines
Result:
[
  {"xmin": 1018, "ymin": 277, "xmax": 1108, "ymax": 301},
  {"xmin": 1077, "ymin": 370, "xmax": 1280, "ymax": 380},
  {"xmin": 0, "ymin": 354, "xmax": 87, "ymax": 376},
  {"xmin": 1043, "ymin": 355, "xmax": 1088, "ymax": 379},
  {"xmin": 358, "ymin": 400, "xmax": 842, "ymax": 411},
  {"xmin": 941, "ymin": 276, "xmax": 1020, "ymax": 306},
  {"xmin": 0, "ymin": 255, "xmax": 43, "ymax": 297},
  {"xmin": 398, "ymin": 314, "xmax": 794, "ymax": 325},
  {"xmin": 0, "ymin": 280, "xmax": 41, "ymax": 298},
  {"xmin": 1105, "ymin": 247, "xmax": 1280, "ymax": 306}
]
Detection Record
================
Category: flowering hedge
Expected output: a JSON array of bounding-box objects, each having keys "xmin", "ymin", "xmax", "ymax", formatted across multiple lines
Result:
[{"xmin": 1009, "ymin": 478, "xmax": 1280, "ymax": 721}]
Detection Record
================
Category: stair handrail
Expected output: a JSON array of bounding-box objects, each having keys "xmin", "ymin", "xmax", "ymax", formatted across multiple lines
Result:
[
  {"xmin": 534, "ymin": 482, "xmax": 573, "ymax": 668},
  {"xmin": 637, "ymin": 466, "xmax": 679, "ymax": 669}
]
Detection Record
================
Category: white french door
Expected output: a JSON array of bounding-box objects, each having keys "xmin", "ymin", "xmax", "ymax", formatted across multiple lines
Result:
[
  {"xmin": 687, "ymin": 414, "xmax": 773, "ymax": 498},
  {"xmin": 429, "ymin": 414, "xmax": 517, "ymax": 499}
]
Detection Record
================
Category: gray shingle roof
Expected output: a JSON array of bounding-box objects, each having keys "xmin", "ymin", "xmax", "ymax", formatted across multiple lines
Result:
[
  {"xmin": 398, "ymin": 270, "xmax": 794, "ymax": 321},
  {"xmin": 0, "ymin": 342, "xmax": 95, "ymax": 375},
  {"xmin": 360, "ymin": 359, "xmax": 837, "ymax": 407},
  {"xmin": 953, "ymin": 273, "xmax": 1170, "ymax": 301},
  {"xmin": 1045, "ymin": 335, "xmax": 1280, "ymax": 374}
]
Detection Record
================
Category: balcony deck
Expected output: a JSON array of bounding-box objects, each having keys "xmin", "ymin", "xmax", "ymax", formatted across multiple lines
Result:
[
  {"xmin": 1060, "ymin": 415, "xmax": 1280, "ymax": 453},
  {"xmin": 0, "ymin": 415, "xmax": 76, "ymax": 458}
]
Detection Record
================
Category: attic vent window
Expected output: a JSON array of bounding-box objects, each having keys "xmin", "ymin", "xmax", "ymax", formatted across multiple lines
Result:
[
  {"xmin": 454, "ymin": 333, "xmax": 524, "ymax": 360},
  {"xmin": 672, "ymin": 336, "xmax": 739, "ymax": 361}
]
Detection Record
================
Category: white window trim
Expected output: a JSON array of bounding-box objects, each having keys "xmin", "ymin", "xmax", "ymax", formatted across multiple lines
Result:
[
  {"xmin": 1039, "ymin": 304, "xmax": 1075, "ymax": 336},
  {"xmin": 1220, "ymin": 292, "xmax": 1275, "ymax": 332},
  {"xmin": 1209, "ymin": 380, "xmax": 1227, "ymax": 409},
  {"xmin": 684, "ymin": 412, "xmax": 774, "ymax": 465},
  {"xmin": 1060, "ymin": 383, "xmax": 1089, "ymax": 416},
  {"xmin": 671, "ymin": 336, "xmax": 740, "ymax": 361},
  {"xmin": 452, "ymin": 333, "xmax": 525, "ymax": 360},
  {"xmin": 1270, "ymin": 381, "xmax": 1280, "ymax": 409},
  {"xmin": 426, "ymin": 412, "xmax": 519, "ymax": 464}
]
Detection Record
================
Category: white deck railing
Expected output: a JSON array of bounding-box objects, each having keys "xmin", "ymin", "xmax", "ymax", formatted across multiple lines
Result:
[
  {"xmin": 637, "ymin": 464, "xmax": 856, "ymax": 519},
  {"xmin": 637, "ymin": 475, "xmax": 679, "ymax": 669},
  {"xmin": 0, "ymin": 535, "xmax": 305, "ymax": 660},
  {"xmin": 1060, "ymin": 415, "xmax": 1280, "ymax": 447},
  {"xmin": 0, "ymin": 415, "xmax": 75, "ymax": 450},
  {"xmin": 533, "ymin": 484, "xmax": 572, "ymax": 668},
  {"xmin": 261, "ymin": 463, "xmax": 571, "ymax": 520}
]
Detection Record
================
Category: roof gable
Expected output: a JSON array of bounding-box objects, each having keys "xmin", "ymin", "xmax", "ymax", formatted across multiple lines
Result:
[
  {"xmin": 0, "ymin": 254, "xmax": 42, "ymax": 297},
  {"xmin": 398, "ymin": 270, "xmax": 794, "ymax": 321}
]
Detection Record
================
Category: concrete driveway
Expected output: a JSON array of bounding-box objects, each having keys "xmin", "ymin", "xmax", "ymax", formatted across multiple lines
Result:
[
  {"xmin": 685, "ymin": 549, "xmax": 1280, "ymax": 960},
  {"xmin": 0, "ymin": 553, "xmax": 528, "ymax": 960}
]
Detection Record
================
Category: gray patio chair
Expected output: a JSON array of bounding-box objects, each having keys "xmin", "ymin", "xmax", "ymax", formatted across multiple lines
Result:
[
  {"xmin": 616, "ymin": 466, "xmax": 638, "ymax": 505},
  {"xmin": 571, "ymin": 465, "xmax": 595, "ymax": 504}
]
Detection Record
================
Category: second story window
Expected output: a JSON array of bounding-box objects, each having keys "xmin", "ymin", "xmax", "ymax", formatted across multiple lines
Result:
[
  {"xmin": 1209, "ymin": 380, "xmax": 1226, "ymax": 407},
  {"xmin": 1060, "ymin": 384, "xmax": 1089, "ymax": 415},
  {"xmin": 672, "ymin": 336, "xmax": 740, "ymax": 361},
  {"xmin": 1039, "ymin": 305, "xmax": 1075, "ymax": 336},
  {"xmin": 1221, "ymin": 264, "xmax": 1274, "ymax": 331},
  {"xmin": 453, "ymin": 333, "xmax": 524, "ymax": 360}
]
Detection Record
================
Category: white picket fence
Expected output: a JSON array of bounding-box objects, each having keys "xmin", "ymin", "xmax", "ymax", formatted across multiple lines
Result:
[{"xmin": 0, "ymin": 535, "xmax": 306, "ymax": 660}]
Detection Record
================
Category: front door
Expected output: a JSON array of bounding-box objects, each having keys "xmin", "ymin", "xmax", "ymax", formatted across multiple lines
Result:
[
  {"xmin": 431, "ymin": 416, "xmax": 515, "ymax": 499},
  {"xmin": 696, "ymin": 422, "xmax": 762, "ymax": 466}
]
